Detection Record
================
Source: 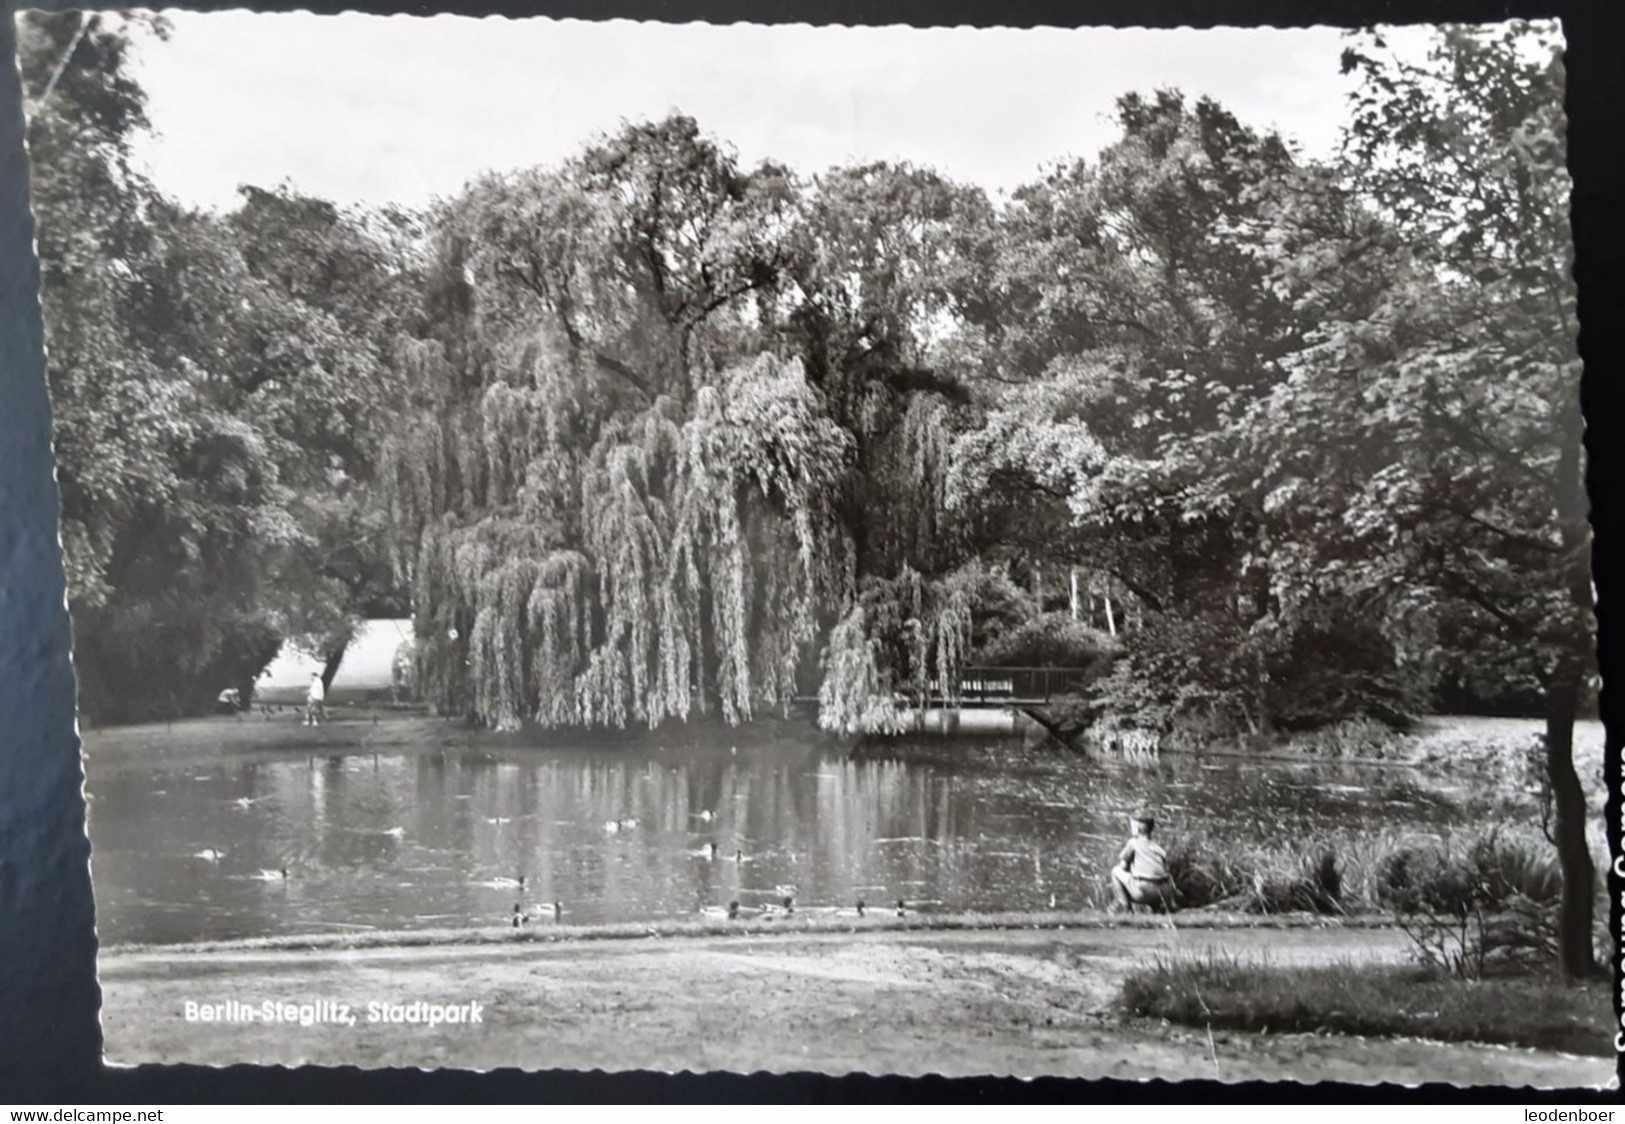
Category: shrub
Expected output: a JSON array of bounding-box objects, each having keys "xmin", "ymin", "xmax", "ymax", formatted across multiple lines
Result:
[
  {"xmin": 1085, "ymin": 612, "xmax": 1253, "ymax": 739},
  {"xmin": 76, "ymin": 610, "xmax": 283, "ymax": 723},
  {"xmin": 1375, "ymin": 828, "xmax": 1562, "ymax": 977},
  {"xmin": 975, "ymin": 612, "xmax": 1114, "ymax": 672},
  {"xmin": 1265, "ymin": 610, "xmax": 1424, "ymax": 732},
  {"xmin": 1291, "ymin": 717, "xmax": 1407, "ymax": 759},
  {"xmin": 1080, "ymin": 604, "xmax": 1422, "ymax": 748}
]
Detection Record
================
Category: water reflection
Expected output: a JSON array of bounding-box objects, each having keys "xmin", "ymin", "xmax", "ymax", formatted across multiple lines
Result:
[{"xmin": 86, "ymin": 734, "xmax": 1481, "ymax": 945}]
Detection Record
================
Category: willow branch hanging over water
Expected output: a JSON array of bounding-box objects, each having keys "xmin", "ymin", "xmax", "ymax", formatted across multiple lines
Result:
[
  {"xmin": 816, "ymin": 560, "xmax": 988, "ymax": 734},
  {"xmin": 389, "ymin": 340, "xmax": 856, "ymax": 730}
]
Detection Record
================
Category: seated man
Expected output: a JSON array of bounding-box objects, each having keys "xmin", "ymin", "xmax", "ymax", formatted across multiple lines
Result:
[{"xmin": 1112, "ymin": 813, "xmax": 1177, "ymax": 913}]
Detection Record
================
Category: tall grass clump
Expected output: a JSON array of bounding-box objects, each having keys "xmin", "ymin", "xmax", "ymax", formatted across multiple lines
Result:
[
  {"xmin": 1289, "ymin": 716, "xmax": 1408, "ymax": 759},
  {"xmin": 1155, "ymin": 823, "xmax": 1560, "ymax": 925},
  {"xmin": 1162, "ymin": 834, "xmax": 1344, "ymax": 915},
  {"xmin": 1119, "ymin": 952, "xmax": 1612, "ymax": 1056},
  {"xmin": 1375, "ymin": 827, "xmax": 1562, "ymax": 977}
]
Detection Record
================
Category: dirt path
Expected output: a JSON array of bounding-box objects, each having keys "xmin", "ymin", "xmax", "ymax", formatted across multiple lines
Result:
[{"xmin": 98, "ymin": 924, "xmax": 1613, "ymax": 1088}]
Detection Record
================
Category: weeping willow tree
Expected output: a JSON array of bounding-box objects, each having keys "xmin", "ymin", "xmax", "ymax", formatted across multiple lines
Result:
[
  {"xmin": 379, "ymin": 222, "xmax": 858, "ymax": 731},
  {"xmin": 378, "ymin": 116, "xmax": 1004, "ymax": 732},
  {"xmin": 386, "ymin": 331, "xmax": 854, "ymax": 730}
]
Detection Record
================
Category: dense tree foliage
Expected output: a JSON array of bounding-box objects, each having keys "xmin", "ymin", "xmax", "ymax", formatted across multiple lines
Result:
[
  {"xmin": 946, "ymin": 25, "xmax": 1592, "ymax": 973},
  {"xmin": 22, "ymin": 13, "xmax": 411, "ymax": 719}
]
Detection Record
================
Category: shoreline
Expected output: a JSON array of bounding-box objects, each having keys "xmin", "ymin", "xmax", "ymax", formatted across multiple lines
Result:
[
  {"xmin": 78, "ymin": 710, "xmax": 1606, "ymax": 781},
  {"xmin": 97, "ymin": 906, "xmax": 1399, "ymax": 958}
]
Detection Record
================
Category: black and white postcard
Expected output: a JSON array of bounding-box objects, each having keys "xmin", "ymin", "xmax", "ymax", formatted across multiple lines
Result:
[{"xmin": 15, "ymin": 9, "xmax": 1614, "ymax": 1088}]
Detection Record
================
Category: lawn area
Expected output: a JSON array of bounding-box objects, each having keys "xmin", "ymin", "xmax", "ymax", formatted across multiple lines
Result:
[
  {"xmin": 100, "ymin": 922, "xmax": 1616, "ymax": 1085},
  {"xmin": 1119, "ymin": 952, "xmax": 1614, "ymax": 1057}
]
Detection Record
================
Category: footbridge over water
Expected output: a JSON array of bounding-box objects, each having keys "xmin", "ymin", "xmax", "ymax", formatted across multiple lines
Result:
[
  {"xmin": 795, "ymin": 666, "xmax": 1092, "ymax": 715},
  {"xmin": 915, "ymin": 666, "xmax": 1092, "ymax": 708}
]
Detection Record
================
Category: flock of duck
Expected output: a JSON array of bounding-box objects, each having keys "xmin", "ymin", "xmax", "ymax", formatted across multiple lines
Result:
[
  {"xmin": 509, "ymin": 891, "xmax": 913, "ymax": 928},
  {"xmin": 198, "ymin": 799, "xmax": 927, "ymax": 929},
  {"xmin": 476, "ymin": 806, "xmax": 926, "ymax": 929}
]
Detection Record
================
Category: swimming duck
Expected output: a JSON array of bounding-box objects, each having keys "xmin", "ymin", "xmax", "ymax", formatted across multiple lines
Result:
[
  {"xmin": 692, "ymin": 842, "xmax": 719, "ymax": 861},
  {"xmin": 253, "ymin": 867, "xmax": 289, "ymax": 882},
  {"xmin": 382, "ymin": 826, "xmax": 406, "ymax": 839},
  {"xmin": 232, "ymin": 796, "xmax": 260, "ymax": 810},
  {"xmin": 194, "ymin": 848, "xmax": 225, "ymax": 862},
  {"xmin": 691, "ymin": 810, "xmax": 716, "ymax": 824},
  {"xmin": 477, "ymin": 874, "xmax": 526, "ymax": 891},
  {"xmin": 520, "ymin": 900, "xmax": 564, "ymax": 922},
  {"xmin": 756, "ymin": 894, "xmax": 796, "ymax": 921}
]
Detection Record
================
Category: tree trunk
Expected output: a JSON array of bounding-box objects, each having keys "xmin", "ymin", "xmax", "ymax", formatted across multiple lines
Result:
[
  {"xmin": 1254, "ymin": 648, "xmax": 1274, "ymax": 740},
  {"xmin": 1545, "ymin": 669, "xmax": 1598, "ymax": 979},
  {"xmin": 320, "ymin": 643, "xmax": 347, "ymax": 694},
  {"xmin": 1544, "ymin": 377, "xmax": 1599, "ymax": 978}
]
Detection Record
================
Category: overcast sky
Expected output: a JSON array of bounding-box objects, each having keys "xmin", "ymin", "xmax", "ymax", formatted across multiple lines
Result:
[{"xmin": 115, "ymin": 13, "xmax": 1507, "ymax": 212}]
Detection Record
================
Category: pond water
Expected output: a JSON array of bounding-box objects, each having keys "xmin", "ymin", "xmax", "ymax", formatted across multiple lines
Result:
[{"xmin": 86, "ymin": 728, "xmax": 1496, "ymax": 946}]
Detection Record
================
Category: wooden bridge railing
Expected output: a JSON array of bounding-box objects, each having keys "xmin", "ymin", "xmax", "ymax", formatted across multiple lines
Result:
[{"xmin": 923, "ymin": 666, "xmax": 1091, "ymax": 706}]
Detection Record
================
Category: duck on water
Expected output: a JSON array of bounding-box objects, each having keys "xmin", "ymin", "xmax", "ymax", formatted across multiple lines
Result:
[
  {"xmin": 512, "ymin": 901, "xmax": 564, "ymax": 926},
  {"xmin": 698, "ymin": 897, "xmax": 874, "ymax": 922},
  {"xmin": 477, "ymin": 875, "xmax": 527, "ymax": 891}
]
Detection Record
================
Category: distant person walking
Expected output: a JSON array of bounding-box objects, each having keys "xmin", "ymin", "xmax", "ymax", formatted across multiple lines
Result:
[
  {"xmin": 304, "ymin": 672, "xmax": 326, "ymax": 726},
  {"xmin": 1112, "ymin": 813, "xmax": 1176, "ymax": 913}
]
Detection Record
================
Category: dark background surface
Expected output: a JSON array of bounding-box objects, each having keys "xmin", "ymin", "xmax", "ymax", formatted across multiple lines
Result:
[{"xmin": 0, "ymin": 0, "xmax": 1619, "ymax": 1102}]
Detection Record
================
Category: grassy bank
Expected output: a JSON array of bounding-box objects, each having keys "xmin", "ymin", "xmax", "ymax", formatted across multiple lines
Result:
[{"xmin": 1120, "ymin": 952, "xmax": 1614, "ymax": 1057}]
